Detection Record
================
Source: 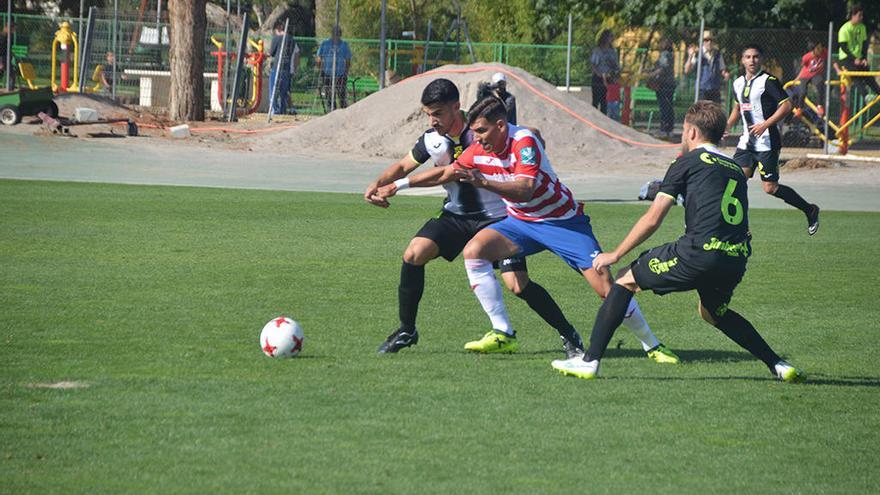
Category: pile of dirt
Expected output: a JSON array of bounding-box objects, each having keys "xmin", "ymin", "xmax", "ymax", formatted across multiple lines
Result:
[
  {"xmin": 253, "ymin": 63, "xmax": 678, "ymax": 175},
  {"xmin": 54, "ymin": 93, "xmax": 174, "ymax": 127},
  {"xmin": 783, "ymin": 157, "xmax": 840, "ymax": 170}
]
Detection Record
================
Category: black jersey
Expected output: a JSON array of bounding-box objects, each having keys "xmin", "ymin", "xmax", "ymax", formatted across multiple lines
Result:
[
  {"xmin": 658, "ymin": 144, "xmax": 751, "ymax": 260},
  {"xmin": 408, "ymin": 121, "xmax": 507, "ymax": 219}
]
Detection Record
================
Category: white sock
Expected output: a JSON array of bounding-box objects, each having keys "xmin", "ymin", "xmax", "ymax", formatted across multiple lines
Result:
[
  {"xmin": 464, "ymin": 258, "xmax": 513, "ymax": 335},
  {"xmin": 622, "ymin": 298, "xmax": 659, "ymax": 351}
]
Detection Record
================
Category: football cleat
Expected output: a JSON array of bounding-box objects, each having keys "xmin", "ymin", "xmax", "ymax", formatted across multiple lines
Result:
[
  {"xmin": 561, "ymin": 332, "xmax": 585, "ymax": 359},
  {"xmin": 774, "ymin": 361, "xmax": 806, "ymax": 383},
  {"xmin": 552, "ymin": 356, "xmax": 600, "ymax": 379},
  {"xmin": 464, "ymin": 330, "xmax": 518, "ymax": 353},
  {"xmin": 806, "ymin": 204, "xmax": 820, "ymax": 236},
  {"xmin": 377, "ymin": 328, "xmax": 419, "ymax": 353},
  {"xmin": 647, "ymin": 343, "xmax": 681, "ymax": 364}
]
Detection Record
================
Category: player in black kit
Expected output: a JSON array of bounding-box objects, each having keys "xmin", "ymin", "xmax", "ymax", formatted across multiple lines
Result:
[{"xmin": 551, "ymin": 101, "xmax": 805, "ymax": 382}]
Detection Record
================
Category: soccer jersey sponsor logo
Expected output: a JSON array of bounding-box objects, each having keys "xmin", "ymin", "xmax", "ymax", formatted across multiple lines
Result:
[
  {"xmin": 520, "ymin": 146, "xmax": 537, "ymax": 165},
  {"xmin": 648, "ymin": 257, "xmax": 678, "ymax": 274},
  {"xmin": 741, "ymin": 103, "xmax": 753, "ymax": 111}
]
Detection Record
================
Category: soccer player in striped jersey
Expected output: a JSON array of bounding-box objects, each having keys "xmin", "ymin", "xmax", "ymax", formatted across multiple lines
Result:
[
  {"xmin": 727, "ymin": 44, "xmax": 820, "ymax": 235},
  {"xmin": 376, "ymin": 96, "xmax": 679, "ymax": 362},
  {"xmin": 365, "ymin": 79, "xmax": 586, "ymax": 357}
]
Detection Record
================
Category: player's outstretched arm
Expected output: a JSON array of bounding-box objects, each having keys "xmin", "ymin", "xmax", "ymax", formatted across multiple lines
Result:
[
  {"xmin": 750, "ymin": 99, "xmax": 791, "ymax": 137},
  {"xmin": 456, "ymin": 170, "xmax": 536, "ymax": 202},
  {"xmin": 364, "ymin": 155, "xmax": 420, "ymax": 207},
  {"xmin": 374, "ymin": 165, "xmax": 458, "ymax": 200},
  {"xmin": 593, "ymin": 195, "xmax": 675, "ymax": 273}
]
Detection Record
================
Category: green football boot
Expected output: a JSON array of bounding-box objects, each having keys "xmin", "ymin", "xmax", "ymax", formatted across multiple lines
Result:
[
  {"xmin": 774, "ymin": 361, "xmax": 806, "ymax": 383},
  {"xmin": 464, "ymin": 330, "xmax": 518, "ymax": 353},
  {"xmin": 647, "ymin": 343, "xmax": 681, "ymax": 364}
]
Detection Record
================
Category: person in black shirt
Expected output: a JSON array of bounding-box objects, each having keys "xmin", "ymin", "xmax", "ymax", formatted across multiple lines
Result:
[
  {"xmin": 268, "ymin": 21, "xmax": 299, "ymax": 115},
  {"xmin": 551, "ymin": 101, "xmax": 805, "ymax": 383}
]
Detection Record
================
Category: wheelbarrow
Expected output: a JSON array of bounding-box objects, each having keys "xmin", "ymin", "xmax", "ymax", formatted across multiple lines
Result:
[{"xmin": 0, "ymin": 87, "xmax": 59, "ymax": 125}]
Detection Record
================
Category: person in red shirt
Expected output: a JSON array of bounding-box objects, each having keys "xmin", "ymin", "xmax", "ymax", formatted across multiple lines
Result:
[
  {"xmin": 791, "ymin": 41, "xmax": 827, "ymax": 117},
  {"xmin": 605, "ymin": 70, "xmax": 622, "ymax": 121}
]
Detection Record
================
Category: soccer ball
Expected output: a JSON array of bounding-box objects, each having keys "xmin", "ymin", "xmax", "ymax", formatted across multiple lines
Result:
[{"xmin": 260, "ymin": 316, "xmax": 304, "ymax": 358}]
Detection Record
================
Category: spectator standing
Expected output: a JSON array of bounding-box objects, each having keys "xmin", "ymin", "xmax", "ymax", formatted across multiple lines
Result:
[
  {"xmin": 648, "ymin": 38, "xmax": 677, "ymax": 139},
  {"xmin": 1, "ymin": 21, "xmax": 15, "ymax": 89},
  {"xmin": 590, "ymin": 29, "xmax": 619, "ymax": 115},
  {"xmin": 838, "ymin": 4, "xmax": 880, "ymax": 96},
  {"xmin": 269, "ymin": 22, "xmax": 300, "ymax": 115},
  {"xmin": 605, "ymin": 71, "xmax": 621, "ymax": 121},
  {"xmin": 491, "ymin": 72, "xmax": 517, "ymax": 125},
  {"xmin": 685, "ymin": 31, "xmax": 730, "ymax": 103},
  {"xmin": 316, "ymin": 26, "xmax": 351, "ymax": 111}
]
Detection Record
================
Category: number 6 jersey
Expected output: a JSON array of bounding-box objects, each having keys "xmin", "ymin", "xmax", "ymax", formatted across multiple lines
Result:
[{"xmin": 658, "ymin": 144, "xmax": 751, "ymax": 260}]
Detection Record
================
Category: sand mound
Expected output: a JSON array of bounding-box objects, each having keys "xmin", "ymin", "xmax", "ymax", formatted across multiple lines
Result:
[{"xmin": 255, "ymin": 63, "xmax": 677, "ymax": 174}]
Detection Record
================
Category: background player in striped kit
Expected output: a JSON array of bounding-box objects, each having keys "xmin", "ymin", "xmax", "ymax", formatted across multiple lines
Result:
[
  {"xmin": 727, "ymin": 44, "xmax": 820, "ymax": 235},
  {"xmin": 376, "ymin": 96, "xmax": 679, "ymax": 362}
]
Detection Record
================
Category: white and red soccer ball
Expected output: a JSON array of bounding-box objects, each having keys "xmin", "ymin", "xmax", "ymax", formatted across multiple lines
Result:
[{"xmin": 260, "ymin": 316, "xmax": 304, "ymax": 358}]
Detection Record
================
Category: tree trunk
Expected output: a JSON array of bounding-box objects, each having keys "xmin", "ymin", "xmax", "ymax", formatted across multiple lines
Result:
[{"xmin": 168, "ymin": 0, "xmax": 207, "ymax": 121}]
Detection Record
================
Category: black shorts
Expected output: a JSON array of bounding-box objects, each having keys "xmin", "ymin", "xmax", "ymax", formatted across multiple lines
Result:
[
  {"xmin": 415, "ymin": 210, "xmax": 526, "ymax": 272},
  {"xmin": 733, "ymin": 148, "xmax": 780, "ymax": 182},
  {"xmin": 630, "ymin": 241, "xmax": 747, "ymax": 318}
]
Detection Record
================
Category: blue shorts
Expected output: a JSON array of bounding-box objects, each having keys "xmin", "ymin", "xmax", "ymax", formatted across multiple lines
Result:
[{"xmin": 487, "ymin": 214, "xmax": 602, "ymax": 272}]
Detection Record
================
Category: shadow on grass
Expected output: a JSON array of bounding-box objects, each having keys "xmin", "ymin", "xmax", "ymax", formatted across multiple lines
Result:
[
  {"xmin": 597, "ymin": 374, "xmax": 880, "ymax": 387},
  {"xmin": 525, "ymin": 347, "xmax": 755, "ymax": 363}
]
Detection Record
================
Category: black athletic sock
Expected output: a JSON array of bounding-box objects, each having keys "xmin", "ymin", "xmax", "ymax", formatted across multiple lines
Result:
[
  {"xmin": 772, "ymin": 184, "xmax": 811, "ymax": 214},
  {"xmin": 398, "ymin": 261, "xmax": 425, "ymax": 331},
  {"xmin": 516, "ymin": 281, "xmax": 580, "ymax": 344},
  {"xmin": 713, "ymin": 309, "xmax": 781, "ymax": 369},
  {"xmin": 584, "ymin": 284, "xmax": 634, "ymax": 361}
]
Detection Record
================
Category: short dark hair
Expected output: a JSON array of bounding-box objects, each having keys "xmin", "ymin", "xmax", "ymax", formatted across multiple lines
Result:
[
  {"xmin": 420, "ymin": 79, "xmax": 459, "ymax": 107},
  {"xmin": 466, "ymin": 97, "xmax": 508, "ymax": 128},
  {"xmin": 851, "ymin": 3, "xmax": 863, "ymax": 16},
  {"xmin": 684, "ymin": 101, "xmax": 727, "ymax": 144},
  {"xmin": 741, "ymin": 43, "xmax": 763, "ymax": 56},
  {"xmin": 274, "ymin": 21, "xmax": 285, "ymax": 31}
]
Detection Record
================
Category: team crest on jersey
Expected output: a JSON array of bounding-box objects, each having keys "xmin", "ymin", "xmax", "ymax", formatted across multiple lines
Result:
[{"xmin": 520, "ymin": 146, "xmax": 537, "ymax": 165}]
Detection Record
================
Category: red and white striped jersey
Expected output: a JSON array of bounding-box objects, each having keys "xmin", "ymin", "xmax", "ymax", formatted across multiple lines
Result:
[{"xmin": 453, "ymin": 124, "xmax": 579, "ymax": 222}]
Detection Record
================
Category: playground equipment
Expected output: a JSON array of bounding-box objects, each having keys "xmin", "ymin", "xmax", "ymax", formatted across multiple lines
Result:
[
  {"xmin": 836, "ymin": 70, "xmax": 880, "ymax": 155},
  {"xmin": 784, "ymin": 70, "xmax": 880, "ymax": 155},
  {"xmin": 0, "ymin": 87, "xmax": 58, "ymax": 125},
  {"xmin": 210, "ymin": 35, "xmax": 266, "ymax": 114},
  {"xmin": 51, "ymin": 21, "xmax": 80, "ymax": 92}
]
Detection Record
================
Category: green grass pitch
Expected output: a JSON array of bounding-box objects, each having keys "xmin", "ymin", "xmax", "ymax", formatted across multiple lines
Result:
[{"xmin": 1, "ymin": 179, "xmax": 878, "ymax": 493}]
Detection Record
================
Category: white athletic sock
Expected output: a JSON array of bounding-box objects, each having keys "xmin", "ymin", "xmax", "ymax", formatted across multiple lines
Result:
[
  {"xmin": 622, "ymin": 298, "xmax": 660, "ymax": 351},
  {"xmin": 464, "ymin": 258, "xmax": 513, "ymax": 335}
]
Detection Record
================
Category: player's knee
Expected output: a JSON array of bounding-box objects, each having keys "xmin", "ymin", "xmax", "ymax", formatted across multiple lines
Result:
[
  {"xmin": 698, "ymin": 303, "xmax": 717, "ymax": 325},
  {"xmin": 763, "ymin": 181, "xmax": 778, "ymax": 195},
  {"xmin": 462, "ymin": 241, "xmax": 485, "ymax": 260},
  {"xmin": 403, "ymin": 244, "xmax": 431, "ymax": 265}
]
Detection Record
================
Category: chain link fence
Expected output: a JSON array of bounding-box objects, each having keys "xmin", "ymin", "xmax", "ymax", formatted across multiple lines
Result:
[{"xmin": 3, "ymin": 9, "xmax": 879, "ymax": 150}]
